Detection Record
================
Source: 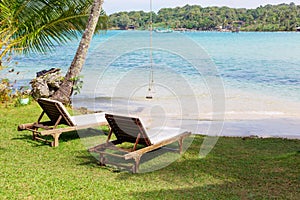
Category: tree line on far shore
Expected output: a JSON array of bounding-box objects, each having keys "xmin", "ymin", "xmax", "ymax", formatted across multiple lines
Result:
[{"xmin": 108, "ymin": 3, "xmax": 300, "ymax": 31}]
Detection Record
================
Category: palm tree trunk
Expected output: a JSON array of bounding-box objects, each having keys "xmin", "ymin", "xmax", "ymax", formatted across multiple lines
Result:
[{"xmin": 51, "ymin": 0, "xmax": 104, "ymax": 104}]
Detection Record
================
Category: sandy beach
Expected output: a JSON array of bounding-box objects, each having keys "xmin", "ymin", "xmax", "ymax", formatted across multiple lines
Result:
[{"xmin": 72, "ymin": 85, "xmax": 300, "ymax": 140}]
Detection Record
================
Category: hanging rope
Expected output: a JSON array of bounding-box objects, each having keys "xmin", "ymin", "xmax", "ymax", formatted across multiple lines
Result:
[{"xmin": 146, "ymin": 0, "xmax": 154, "ymax": 99}]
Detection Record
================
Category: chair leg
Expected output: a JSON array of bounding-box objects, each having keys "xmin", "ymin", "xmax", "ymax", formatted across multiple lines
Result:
[
  {"xmin": 32, "ymin": 128, "xmax": 38, "ymax": 141},
  {"xmin": 178, "ymin": 137, "xmax": 183, "ymax": 154},
  {"xmin": 51, "ymin": 132, "xmax": 60, "ymax": 147},
  {"xmin": 132, "ymin": 156, "xmax": 141, "ymax": 173},
  {"xmin": 32, "ymin": 132, "xmax": 37, "ymax": 141},
  {"xmin": 99, "ymin": 153, "xmax": 106, "ymax": 166}
]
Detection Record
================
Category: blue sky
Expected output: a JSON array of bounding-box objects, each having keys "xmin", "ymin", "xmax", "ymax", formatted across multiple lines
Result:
[{"xmin": 103, "ymin": 0, "xmax": 300, "ymax": 14}]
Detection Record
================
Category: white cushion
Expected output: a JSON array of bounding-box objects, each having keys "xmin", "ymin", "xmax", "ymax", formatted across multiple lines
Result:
[
  {"xmin": 146, "ymin": 127, "xmax": 188, "ymax": 145},
  {"xmin": 70, "ymin": 112, "xmax": 106, "ymax": 126}
]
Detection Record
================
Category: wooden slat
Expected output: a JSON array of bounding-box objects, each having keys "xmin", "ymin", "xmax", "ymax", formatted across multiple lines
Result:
[
  {"xmin": 124, "ymin": 132, "xmax": 191, "ymax": 160},
  {"xmin": 105, "ymin": 114, "xmax": 151, "ymax": 146},
  {"xmin": 101, "ymin": 160, "xmax": 133, "ymax": 171},
  {"xmin": 37, "ymin": 98, "xmax": 74, "ymax": 126},
  {"xmin": 33, "ymin": 124, "xmax": 53, "ymax": 130},
  {"xmin": 98, "ymin": 151, "xmax": 125, "ymax": 158},
  {"xmin": 18, "ymin": 123, "xmax": 35, "ymax": 131},
  {"xmin": 40, "ymin": 127, "xmax": 76, "ymax": 136},
  {"xmin": 89, "ymin": 141, "xmax": 123, "ymax": 152},
  {"xmin": 39, "ymin": 122, "xmax": 107, "ymax": 136}
]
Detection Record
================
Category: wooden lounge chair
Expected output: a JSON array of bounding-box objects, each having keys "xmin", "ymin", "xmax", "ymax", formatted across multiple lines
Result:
[
  {"xmin": 89, "ymin": 113, "xmax": 191, "ymax": 173},
  {"xmin": 18, "ymin": 98, "xmax": 107, "ymax": 147}
]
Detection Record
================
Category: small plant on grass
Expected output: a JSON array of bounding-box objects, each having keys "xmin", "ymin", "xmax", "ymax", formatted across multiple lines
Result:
[
  {"xmin": 0, "ymin": 78, "xmax": 12, "ymax": 105},
  {"xmin": 14, "ymin": 85, "xmax": 31, "ymax": 106}
]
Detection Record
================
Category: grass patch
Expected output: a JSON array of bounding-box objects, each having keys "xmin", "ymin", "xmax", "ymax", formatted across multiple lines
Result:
[{"xmin": 0, "ymin": 102, "xmax": 299, "ymax": 199}]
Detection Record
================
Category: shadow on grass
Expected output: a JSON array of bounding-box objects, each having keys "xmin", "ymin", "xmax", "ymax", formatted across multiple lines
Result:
[
  {"xmin": 77, "ymin": 154, "xmax": 101, "ymax": 167},
  {"xmin": 13, "ymin": 128, "xmax": 107, "ymax": 146},
  {"xmin": 113, "ymin": 136, "xmax": 300, "ymax": 199},
  {"xmin": 129, "ymin": 185, "xmax": 245, "ymax": 199},
  {"xmin": 0, "ymin": 147, "xmax": 7, "ymax": 152},
  {"xmin": 81, "ymin": 141, "xmax": 190, "ymax": 173},
  {"xmin": 77, "ymin": 136, "xmax": 201, "ymax": 174},
  {"xmin": 77, "ymin": 153, "xmax": 129, "ymax": 173},
  {"xmin": 71, "ymin": 136, "xmax": 300, "ymax": 198}
]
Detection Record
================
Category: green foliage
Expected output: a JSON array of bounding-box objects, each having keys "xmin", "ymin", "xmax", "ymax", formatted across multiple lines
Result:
[
  {"xmin": 13, "ymin": 85, "xmax": 32, "ymax": 107},
  {"xmin": 14, "ymin": 96, "xmax": 32, "ymax": 107},
  {"xmin": 0, "ymin": 78, "xmax": 12, "ymax": 103},
  {"xmin": 0, "ymin": 78, "xmax": 32, "ymax": 107},
  {"xmin": 0, "ymin": 0, "xmax": 108, "ymax": 64},
  {"xmin": 109, "ymin": 3, "xmax": 300, "ymax": 31},
  {"xmin": 70, "ymin": 75, "xmax": 84, "ymax": 95},
  {"xmin": 109, "ymin": 11, "xmax": 152, "ymax": 30}
]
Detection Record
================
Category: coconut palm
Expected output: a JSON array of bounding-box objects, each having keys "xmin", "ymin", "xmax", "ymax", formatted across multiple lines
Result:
[
  {"xmin": 0, "ymin": 0, "xmax": 107, "ymax": 104},
  {"xmin": 51, "ymin": 0, "xmax": 105, "ymax": 104}
]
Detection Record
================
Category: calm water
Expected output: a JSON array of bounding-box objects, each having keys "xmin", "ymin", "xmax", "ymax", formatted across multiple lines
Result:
[
  {"xmin": 2, "ymin": 31, "xmax": 300, "ymax": 122},
  {"xmin": 188, "ymin": 31, "xmax": 300, "ymax": 102}
]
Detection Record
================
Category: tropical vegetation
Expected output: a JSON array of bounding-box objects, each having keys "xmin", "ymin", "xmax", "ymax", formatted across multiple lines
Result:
[
  {"xmin": 0, "ymin": 0, "xmax": 108, "ymax": 67},
  {"xmin": 109, "ymin": 3, "xmax": 300, "ymax": 31},
  {"xmin": 0, "ymin": 0, "xmax": 108, "ymax": 104}
]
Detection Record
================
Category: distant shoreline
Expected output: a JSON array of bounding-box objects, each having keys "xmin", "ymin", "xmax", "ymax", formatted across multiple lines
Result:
[
  {"xmin": 108, "ymin": 4, "xmax": 300, "ymax": 32},
  {"xmin": 108, "ymin": 28, "xmax": 300, "ymax": 33}
]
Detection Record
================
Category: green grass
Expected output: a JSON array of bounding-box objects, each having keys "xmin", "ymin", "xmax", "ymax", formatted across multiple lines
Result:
[{"xmin": 0, "ymin": 102, "xmax": 299, "ymax": 199}]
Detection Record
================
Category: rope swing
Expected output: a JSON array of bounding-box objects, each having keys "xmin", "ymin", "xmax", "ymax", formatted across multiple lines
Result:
[{"xmin": 146, "ymin": 0, "xmax": 154, "ymax": 99}]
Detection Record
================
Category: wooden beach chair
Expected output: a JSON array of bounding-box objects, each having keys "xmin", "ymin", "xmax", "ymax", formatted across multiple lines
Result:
[
  {"xmin": 89, "ymin": 113, "xmax": 191, "ymax": 173},
  {"xmin": 18, "ymin": 98, "xmax": 107, "ymax": 147}
]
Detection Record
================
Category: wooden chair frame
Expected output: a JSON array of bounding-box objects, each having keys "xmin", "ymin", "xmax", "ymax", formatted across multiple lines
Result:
[
  {"xmin": 89, "ymin": 114, "xmax": 191, "ymax": 173},
  {"xmin": 18, "ymin": 98, "xmax": 107, "ymax": 147}
]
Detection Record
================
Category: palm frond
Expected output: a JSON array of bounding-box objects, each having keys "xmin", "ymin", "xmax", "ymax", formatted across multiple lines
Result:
[{"xmin": 0, "ymin": 0, "xmax": 107, "ymax": 60}]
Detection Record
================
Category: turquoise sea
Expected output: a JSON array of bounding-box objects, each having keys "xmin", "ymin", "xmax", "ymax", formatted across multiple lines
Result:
[{"xmin": 2, "ymin": 31, "xmax": 300, "ymax": 138}]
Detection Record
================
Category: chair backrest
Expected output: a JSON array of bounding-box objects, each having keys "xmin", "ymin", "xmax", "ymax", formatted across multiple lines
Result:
[
  {"xmin": 105, "ymin": 114, "xmax": 151, "ymax": 146},
  {"xmin": 38, "ymin": 98, "xmax": 75, "ymax": 126}
]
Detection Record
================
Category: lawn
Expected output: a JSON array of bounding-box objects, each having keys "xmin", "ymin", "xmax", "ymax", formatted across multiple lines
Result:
[{"xmin": 0, "ymin": 102, "xmax": 299, "ymax": 199}]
